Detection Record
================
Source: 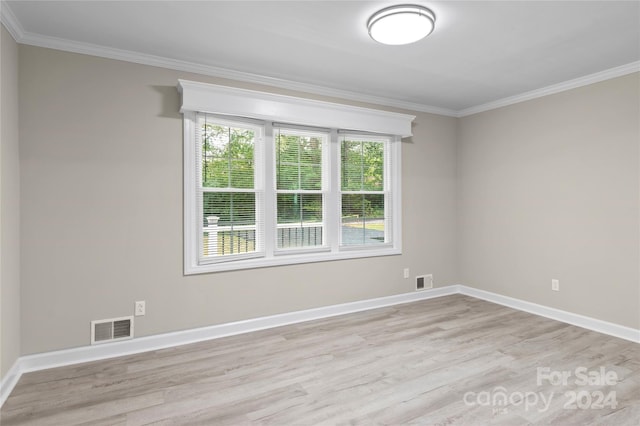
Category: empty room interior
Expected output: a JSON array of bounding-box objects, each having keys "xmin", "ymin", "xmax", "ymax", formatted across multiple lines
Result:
[{"xmin": 1, "ymin": 1, "xmax": 639, "ymax": 425}]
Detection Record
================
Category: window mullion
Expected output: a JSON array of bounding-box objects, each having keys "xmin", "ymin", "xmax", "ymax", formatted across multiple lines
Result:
[
  {"xmin": 390, "ymin": 136, "xmax": 402, "ymax": 250},
  {"xmin": 327, "ymin": 129, "xmax": 340, "ymax": 252},
  {"xmin": 297, "ymin": 139, "xmax": 302, "ymax": 229},
  {"xmin": 263, "ymin": 122, "xmax": 275, "ymax": 258}
]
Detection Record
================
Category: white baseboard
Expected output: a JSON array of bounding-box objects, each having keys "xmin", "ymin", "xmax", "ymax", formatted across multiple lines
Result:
[
  {"xmin": 458, "ymin": 285, "xmax": 640, "ymax": 343},
  {"xmin": 0, "ymin": 286, "xmax": 456, "ymax": 407},
  {"xmin": 0, "ymin": 360, "xmax": 20, "ymax": 408},
  {"xmin": 1, "ymin": 284, "xmax": 638, "ymax": 408}
]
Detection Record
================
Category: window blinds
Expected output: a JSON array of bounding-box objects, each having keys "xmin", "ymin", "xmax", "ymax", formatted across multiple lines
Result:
[{"xmin": 197, "ymin": 113, "xmax": 264, "ymax": 260}]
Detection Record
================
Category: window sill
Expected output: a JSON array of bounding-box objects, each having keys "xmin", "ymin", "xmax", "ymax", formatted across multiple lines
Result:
[{"xmin": 184, "ymin": 247, "xmax": 402, "ymax": 275}]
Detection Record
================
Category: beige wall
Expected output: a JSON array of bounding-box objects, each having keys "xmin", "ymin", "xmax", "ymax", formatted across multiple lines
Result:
[
  {"xmin": 458, "ymin": 73, "xmax": 640, "ymax": 329},
  {"xmin": 19, "ymin": 45, "xmax": 458, "ymax": 355},
  {"xmin": 1, "ymin": 24, "xmax": 21, "ymax": 377},
  {"xmin": 14, "ymin": 43, "xmax": 639, "ymax": 357}
]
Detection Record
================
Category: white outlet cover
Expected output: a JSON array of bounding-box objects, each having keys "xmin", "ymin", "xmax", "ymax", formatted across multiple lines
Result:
[{"xmin": 135, "ymin": 301, "xmax": 146, "ymax": 316}]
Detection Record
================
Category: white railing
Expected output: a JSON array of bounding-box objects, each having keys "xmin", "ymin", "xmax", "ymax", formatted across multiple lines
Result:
[{"xmin": 204, "ymin": 216, "xmax": 323, "ymax": 255}]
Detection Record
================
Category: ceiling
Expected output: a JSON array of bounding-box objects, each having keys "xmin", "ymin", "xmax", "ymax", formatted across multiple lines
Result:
[{"xmin": 2, "ymin": 1, "xmax": 639, "ymax": 116}]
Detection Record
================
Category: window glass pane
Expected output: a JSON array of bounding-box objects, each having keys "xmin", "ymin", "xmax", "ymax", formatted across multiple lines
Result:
[
  {"xmin": 300, "ymin": 165, "xmax": 322, "ymax": 190},
  {"xmin": 341, "ymin": 139, "xmax": 384, "ymax": 191},
  {"xmin": 277, "ymin": 193, "xmax": 323, "ymax": 224},
  {"xmin": 362, "ymin": 142, "xmax": 384, "ymax": 191},
  {"xmin": 276, "ymin": 193, "xmax": 323, "ymax": 248},
  {"xmin": 202, "ymin": 123, "xmax": 255, "ymax": 189},
  {"xmin": 203, "ymin": 192, "xmax": 257, "ymax": 256},
  {"xmin": 341, "ymin": 194, "xmax": 385, "ymax": 246},
  {"xmin": 276, "ymin": 164, "xmax": 298, "ymax": 190},
  {"xmin": 276, "ymin": 131, "xmax": 323, "ymax": 191}
]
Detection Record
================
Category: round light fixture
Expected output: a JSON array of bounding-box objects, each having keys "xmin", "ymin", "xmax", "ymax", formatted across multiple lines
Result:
[{"xmin": 367, "ymin": 4, "xmax": 436, "ymax": 45}]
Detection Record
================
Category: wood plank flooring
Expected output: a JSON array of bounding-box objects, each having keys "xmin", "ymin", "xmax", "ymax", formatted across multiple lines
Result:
[{"xmin": 2, "ymin": 294, "xmax": 639, "ymax": 425}]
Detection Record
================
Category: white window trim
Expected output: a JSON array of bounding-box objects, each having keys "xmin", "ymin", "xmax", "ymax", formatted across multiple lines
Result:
[
  {"xmin": 338, "ymin": 133, "xmax": 395, "ymax": 249},
  {"xmin": 178, "ymin": 80, "xmax": 414, "ymax": 138},
  {"xmin": 180, "ymin": 80, "xmax": 412, "ymax": 275},
  {"xmin": 196, "ymin": 115, "xmax": 265, "ymax": 265}
]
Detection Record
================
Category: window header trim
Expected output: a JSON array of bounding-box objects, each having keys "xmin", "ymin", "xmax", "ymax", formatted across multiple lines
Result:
[{"xmin": 178, "ymin": 79, "xmax": 415, "ymax": 137}]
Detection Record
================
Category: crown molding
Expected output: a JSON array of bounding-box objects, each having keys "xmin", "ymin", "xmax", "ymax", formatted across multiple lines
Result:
[
  {"xmin": 0, "ymin": 0, "xmax": 24, "ymax": 41},
  {"xmin": 1, "ymin": 1, "xmax": 637, "ymax": 119},
  {"xmin": 0, "ymin": 3, "xmax": 456, "ymax": 117},
  {"xmin": 456, "ymin": 61, "xmax": 640, "ymax": 117}
]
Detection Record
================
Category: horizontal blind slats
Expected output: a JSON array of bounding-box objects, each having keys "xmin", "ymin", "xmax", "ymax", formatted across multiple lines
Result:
[
  {"xmin": 198, "ymin": 113, "xmax": 264, "ymax": 259},
  {"xmin": 275, "ymin": 128, "xmax": 327, "ymax": 249},
  {"xmin": 340, "ymin": 136, "xmax": 389, "ymax": 247}
]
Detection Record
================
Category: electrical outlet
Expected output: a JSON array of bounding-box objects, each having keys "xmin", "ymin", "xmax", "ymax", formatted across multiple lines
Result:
[
  {"xmin": 403, "ymin": 268, "xmax": 410, "ymax": 279},
  {"xmin": 135, "ymin": 301, "xmax": 146, "ymax": 316},
  {"xmin": 551, "ymin": 279, "xmax": 559, "ymax": 292}
]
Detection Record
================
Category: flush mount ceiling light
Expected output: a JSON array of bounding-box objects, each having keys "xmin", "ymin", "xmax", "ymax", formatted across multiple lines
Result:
[{"xmin": 367, "ymin": 4, "xmax": 436, "ymax": 45}]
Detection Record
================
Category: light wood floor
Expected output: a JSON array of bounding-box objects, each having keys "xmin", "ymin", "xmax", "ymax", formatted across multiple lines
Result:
[{"xmin": 2, "ymin": 294, "xmax": 639, "ymax": 425}]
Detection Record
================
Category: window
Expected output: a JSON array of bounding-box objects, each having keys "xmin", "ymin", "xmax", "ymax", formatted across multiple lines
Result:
[
  {"xmin": 275, "ymin": 127, "xmax": 327, "ymax": 251},
  {"xmin": 180, "ymin": 80, "xmax": 413, "ymax": 274},
  {"xmin": 340, "ymin": 135, "xmax": 390, "ymax": 247},
  {"xmin": 198, "ymin": 116, "xmax": 263, "ymax": 263}
]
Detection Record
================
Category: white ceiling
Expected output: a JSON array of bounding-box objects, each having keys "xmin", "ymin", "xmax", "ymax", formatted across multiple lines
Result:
[{"xmin": 2, "ymin": 1, "xmax": 639, "ymax": 115}]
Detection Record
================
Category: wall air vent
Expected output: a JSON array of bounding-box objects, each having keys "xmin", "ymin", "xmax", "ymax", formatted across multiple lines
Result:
[
  {"xmin": 416, "ymin": 274, "xmax": 433, "ymax": 291},
  {"xmin": 91, "ymin": 316, "xmax": 134, "ymax": 345}
]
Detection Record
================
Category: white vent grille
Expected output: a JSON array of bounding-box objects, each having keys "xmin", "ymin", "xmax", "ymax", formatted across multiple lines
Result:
[
  {"xmin": 91, "ymin": 316, "xmax": 134, "ymax": 344},
  {"xmin": 416, "ymin": 274, "xmax": 433, "ymax": 291}
]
